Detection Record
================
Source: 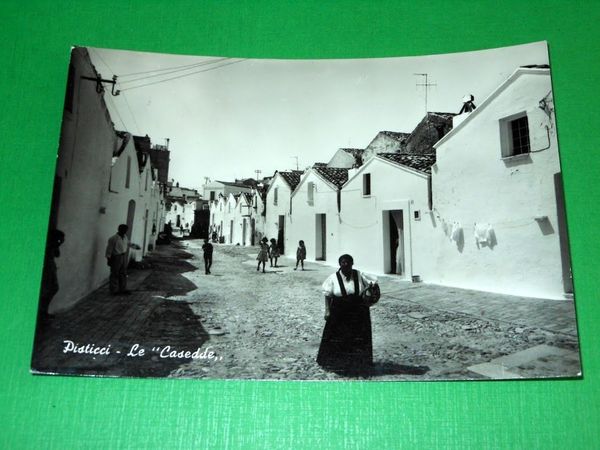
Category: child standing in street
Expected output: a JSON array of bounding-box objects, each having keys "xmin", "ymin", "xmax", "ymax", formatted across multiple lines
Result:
[
  {"xmin": 294, "ymin": 240, "xmax": 306, "ymax": 270},
  {"xmin": 256, "ymin": 237, "xmax": 269, "ymax": 273},
  {"xmin": 269, "ymin": 238, "xmax": 280, "ymax": 267}
]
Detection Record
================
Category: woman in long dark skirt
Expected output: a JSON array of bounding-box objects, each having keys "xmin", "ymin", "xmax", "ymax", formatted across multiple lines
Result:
[{"xmin": 317, "ymin": 254, "xmax": 378, "ymax": 374}]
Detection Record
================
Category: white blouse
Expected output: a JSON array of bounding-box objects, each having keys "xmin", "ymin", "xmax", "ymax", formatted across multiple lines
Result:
[{"xmin": 321, "ymin": 269, "xmax": 377, "ymax": 297}]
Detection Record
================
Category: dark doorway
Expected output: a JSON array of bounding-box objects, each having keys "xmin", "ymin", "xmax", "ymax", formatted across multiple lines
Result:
[
  {"xmin": 388, "ymin": 210, "xmax": 404, "ymax": 275},
  {"xmin": 315, "ymin": 213, "xmax": 326, "ymax": 260},
  {"xmin": 277, "ymin": 215, "xmax": 285, "ymax": 254},
  {"xmin": 126, "ymin": 200, "xmax": 136, "ymax": 241}
]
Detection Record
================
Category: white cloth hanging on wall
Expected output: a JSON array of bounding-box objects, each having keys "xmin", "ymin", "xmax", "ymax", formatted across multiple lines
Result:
[
  {"xmin": 450, "ymin": 222, "xmax": 462, "ymax": 242},
  {"xmin": 474, "ymin": 222, "xmax": 493, "ymax": 245}
]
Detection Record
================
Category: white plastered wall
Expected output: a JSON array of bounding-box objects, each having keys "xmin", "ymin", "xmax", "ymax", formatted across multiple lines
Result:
[{"xmin": 430, "ymin": 70, "xmax": 566, "ymax": 299}]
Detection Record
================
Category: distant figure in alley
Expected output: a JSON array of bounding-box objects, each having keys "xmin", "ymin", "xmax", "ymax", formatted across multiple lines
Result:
[
  {"xmin": 256, "ymin": 237, "xmax": 269, "ymax": 273},
  {"xmin": 202, "ymin": 238, "xmax": 213, "ymax": 274},
  {"xmin": 105, "ymin": 224, "xmax": 131, "ymax": 295},
  {"xmin": 269, "ymin": 238, "xmax": 280, "ymax": 268},
  {"xmin": 294, "ymin": 240, "xmax": 306, "ymax": 271}
]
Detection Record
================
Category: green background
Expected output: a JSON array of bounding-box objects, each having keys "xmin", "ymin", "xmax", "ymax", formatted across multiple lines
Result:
[{"xmin": 1, "ymin": 1, "xmax": 599, "ymax": 448}]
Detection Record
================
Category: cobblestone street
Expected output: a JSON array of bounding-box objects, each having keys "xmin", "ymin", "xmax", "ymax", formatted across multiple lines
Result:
[
  {"xmin": 174, "ymin": 241, "xmax": 581, "ymax": 381},
  {"xmin": 32, "ymin": 241, "xmax": 581, "ymax": 381}
]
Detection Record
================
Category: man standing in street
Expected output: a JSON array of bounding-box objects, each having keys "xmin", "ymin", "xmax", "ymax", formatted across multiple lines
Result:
[
  {"xmin": 106, "ymin": 224, "xmax": 131, "ymax": 295},
  {"xmin": 202, "ymin": 238, "xmax": 213, "ymax": 274}
]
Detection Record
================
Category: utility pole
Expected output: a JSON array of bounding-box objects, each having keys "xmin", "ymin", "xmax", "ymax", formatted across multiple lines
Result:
[{"xmin": 414, "ymin": 73, "xmax": 436, "ymax": 115}]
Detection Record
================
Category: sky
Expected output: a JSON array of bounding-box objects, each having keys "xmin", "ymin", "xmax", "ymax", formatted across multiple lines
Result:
[{"xmin": 89, "ymin": 42, "xmax": 549, "ymax": 191}]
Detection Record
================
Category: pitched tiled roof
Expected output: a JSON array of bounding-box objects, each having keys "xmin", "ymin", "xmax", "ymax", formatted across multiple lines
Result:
[
  {"xmin": 242, "ymin": 192, "xmax": 253, "ymax": 204},
  {"xmin": 378, "ymin": 153, "xmax": 436, "ymax": 174},
  {"xmin": 381, "ymin": 131, "xmax": 411, "ymax": 142},
  {"xmin": 428, "ymin": 112, "xmax": 456, "ymax": 120},
  {"xmin": 114, "ymin": 131, "xmax": 130, "ymax": 157},
  {"xmin": 168, "ymin": 186, "xmax": 200, "ymax": 199},
  {"xmin": 278, "ymin": 170, "xmax": 304, "ymax": 190},
  {"xmin": 340, "ymin": 148, "xmax": 364, "ymax": 156},
  {"xmin": 314, "ymin": 167, "xmax": 349, "ymax": 189},
  {"xmin": 133, "ymin": 135, "xmax": 152, "ymax": 154},
  {"xmin": 215, "ymin": 180, "xmax": 252, "ymax": 188}
]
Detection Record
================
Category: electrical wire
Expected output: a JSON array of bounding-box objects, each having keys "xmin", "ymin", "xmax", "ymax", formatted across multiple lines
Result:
[
  {"xmin": 118, "ymin": 57, "xmax": 230, "ymax": 78},
  {"xmin": 118, "ymin": 57, "xmax": 230, "ymax": 85},
  {"xmin": 119, "ymin": 59, "xmax": 246, "ymax": 92},
  {"xmin": 105, "ymin": 94, "xmax": 128, "ymax": 132},
  {"xmin": 121, "ymin": 91, "xmax": 141, "ymax": 135}
]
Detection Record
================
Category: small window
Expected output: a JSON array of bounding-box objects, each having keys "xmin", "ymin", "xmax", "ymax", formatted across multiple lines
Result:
[
  {"xmin": 414, "ymin": 210, "xmax": 421, "ymax": 221},
  {"xmin": 510, "ymin": 116, "xmax": 530, "ymax": 155},
  {"xmin": 307, "ymin": 182, "xmax": 314, "ymax": 205},
  {"xmin": 274, "ymin": 187, "xmax": 278, "ymax": 206},
  {"xmin": 363, "ymin": 173, "xmax": 371, "ymax": 196},
  {"xmin": 210, "ymin": 191, "xmax": 215, "ymax": 201},
  {"xmin": 500, "ymin": 113, "xmax": 531, "ymax": 158}
]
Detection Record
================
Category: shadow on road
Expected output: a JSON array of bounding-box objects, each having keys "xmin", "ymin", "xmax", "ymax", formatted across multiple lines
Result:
[
  {"xmin": 330, "ymin": 362, "xmax": 430, "ymax": 378},
  {"xmin": 32, "ymin": 244, "xmax": 210, "ymax": 378}
]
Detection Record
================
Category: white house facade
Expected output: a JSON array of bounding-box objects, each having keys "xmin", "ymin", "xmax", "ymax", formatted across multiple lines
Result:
[
  {"xmin": 288, "ymin": 167, "xmax": 348, "ymax": 264},
  {"xmin": 228, "ymin": 192, "xmax": 253, "ymax": 245},
  {"xmin": 429, "ymin": 66, "xmax": 570, "ymax": 299},
  {"xmin": 338, "ymin": 154, "xmax": 435, "ymax": 279},
  {"xmin": 203, "ymin": 180, "xmax": 252, "ymax": 202},
  {"xmin": 264, "ymin": 171, "xmax": 303, "ymax": 254},
  {"xmin": 47, "ymin": 48, "xmax": 165, "ymax": 312}
]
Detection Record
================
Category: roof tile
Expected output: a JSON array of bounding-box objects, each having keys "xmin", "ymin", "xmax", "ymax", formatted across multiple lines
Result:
[
  {"xmin": 314, "ymin": 167, "xmax": 349, "ymax": 188},
  {"xmin": 378, "ymin": 153, "xmax": 436, "ymax": 174}
]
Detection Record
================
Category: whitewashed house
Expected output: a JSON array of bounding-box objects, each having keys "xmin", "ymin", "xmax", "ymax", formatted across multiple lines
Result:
[
  {"xmin": 203, "ymin": 180, "xmax": 252, "ymax": 202},
  {"xmin": 264, "ymin": 171, "xmax": 303, "ymax": 254},
  {"xmin": 164, "ymin": 184, "xmax": 200, "ymax": 234},
  {"xmin": 134, "ymin": 151, "xmax": 163, "ymax": 257},
  {"xmin": 209, "ymin": 194, "xmax": 227, "ymax": 241},
  {"xmin": 222, "ymin": 193, "xmax": 237, "ymax": 244},
  {"xmin": 248, "ymin": 187, "xmax": 268, "ymax": 246},
  {"xmin": 338, "ymin": 153, "xmax": 436, "ymax": 278},
  {"xmin": 105, "ymin": 132, "xmax": 146, "ymax": 261},
  {"xmin": 429, "ymin": 66, "xmax": 571, "ymax": 299},
  {"xmin": 46, "ymin": 48, "xmax": 166, "ymax": 312},
  {"xmin": 228, "ymin": 192, "xmax": 253, "ymax": 245},
  {"xmin": 288, "ymin": 167, "xmax": 348, "ymax": 263}
]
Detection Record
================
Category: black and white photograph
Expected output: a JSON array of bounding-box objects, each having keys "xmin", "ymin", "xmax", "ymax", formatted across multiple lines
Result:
[{"xmin": 31, "ymin": 41, "xmax": 582, "ymax": 381}]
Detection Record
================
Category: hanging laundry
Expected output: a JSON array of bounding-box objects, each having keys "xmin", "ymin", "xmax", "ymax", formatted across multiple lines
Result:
[
  {"xmin": 474, "ymin": 223, "xmax": 490, "ymax": 245},
  {"xmin": 450, "ymin": 222, "xmax": 462, "ymax": 242}
]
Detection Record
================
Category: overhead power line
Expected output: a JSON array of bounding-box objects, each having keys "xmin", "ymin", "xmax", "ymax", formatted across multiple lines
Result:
[
  {"xmin": 118, "ymin": 57, "xmax": 231, "ymax": 84},
  {"xmin": 118, "ymin": 57, "xmax": 229, "ymax": 77},
  {"xmin": 119, "ymin": 59, "xmax": 246, "ymax": 92}
]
